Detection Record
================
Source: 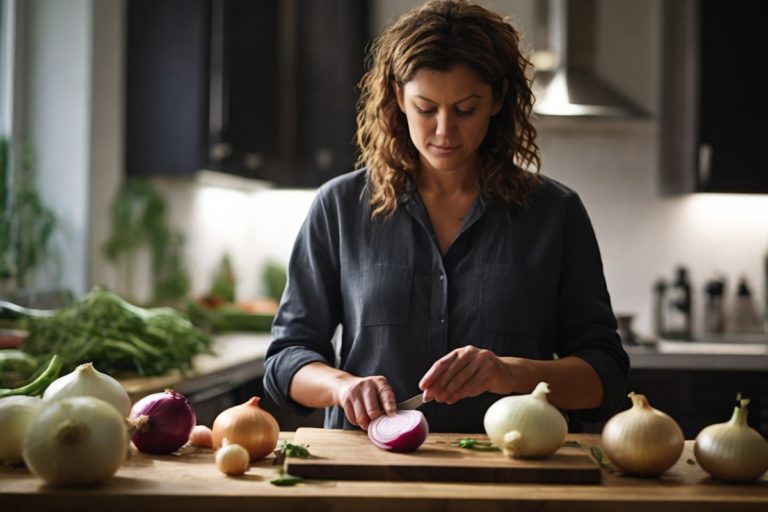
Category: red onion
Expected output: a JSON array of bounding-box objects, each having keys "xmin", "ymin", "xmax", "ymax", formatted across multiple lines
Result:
[
  {"xmin": 129, "ymin": 389, "xmax": 196, "ymax": 454},
  {"xmin": 368, "ymin": 410, "xmax": 429, "ymax": 452}
]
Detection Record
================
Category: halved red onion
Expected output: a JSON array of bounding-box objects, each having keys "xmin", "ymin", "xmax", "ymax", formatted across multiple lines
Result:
[{"xmin": 368, "ymin": 410, "xmax": 429, "ymax": 452}]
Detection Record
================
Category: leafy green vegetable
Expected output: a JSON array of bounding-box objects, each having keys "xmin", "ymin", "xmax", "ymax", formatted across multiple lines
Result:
[
  {"xmin": 453, "ymin": 438, "xmax": 500, "ymax": 451},
  {"xmin": 21, "ymin": 287, "xmax": 212, "ymax": 376},
  {"xmin": 0, "ymin": 354, "xmax": 62, "ymax": 398},
  {"xmin": 0, "ymin": 349, "xmax": 39, "ymax": 388},
  {"xmin": 261, "ymin": 261, "xmax": 287, "ymax": 303},
  {"xmin": 102, "ymin": 178, "xmax": 189, "ymax": 305},
  {"xmin": 0, "ymin": 137, "xmax": 59, "ymax": 287}
]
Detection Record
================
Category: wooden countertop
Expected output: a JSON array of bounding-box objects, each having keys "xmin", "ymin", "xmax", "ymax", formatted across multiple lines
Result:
[{"xmin": 1, "ymin": 434, "xmax": 766, "ymax": 512}]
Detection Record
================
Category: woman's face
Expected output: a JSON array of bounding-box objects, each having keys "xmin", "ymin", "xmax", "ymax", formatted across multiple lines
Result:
[{"xmin": 395, "ymin": 65, "xmax": 503, "ymax": 177}]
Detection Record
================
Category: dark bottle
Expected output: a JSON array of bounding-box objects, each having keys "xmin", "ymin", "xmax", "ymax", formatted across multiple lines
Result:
[
  {"xmin": 653, "ymin": 279, "xmax": 668, "ymax": 339},
  {"xmin": 703, "ymin": 277, "xmax": 725, "ymax": 334},
  {"xmin": 665, "ymin": 266, "xmax": 692, "ymax": 340}
]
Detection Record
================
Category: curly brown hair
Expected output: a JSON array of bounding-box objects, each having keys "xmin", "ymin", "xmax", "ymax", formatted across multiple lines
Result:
[{"xmin": 356, "ymin": 0, "xmax": 541, "ymax": 219}]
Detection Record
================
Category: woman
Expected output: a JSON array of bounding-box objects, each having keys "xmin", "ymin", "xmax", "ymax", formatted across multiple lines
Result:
[{"xmin": 264, "ymin": 0, "xmax": 629, "ymax": 433}]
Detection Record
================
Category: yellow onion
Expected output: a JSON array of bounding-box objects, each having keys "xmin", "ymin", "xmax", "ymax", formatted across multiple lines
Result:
[
  {"xmin": 694, "ymin": 397, "xmax": 768, "ymax": 482},
  {"xmin": 601, "ymin": 392, "xmax": 684, "ymax": 476},
  {"xmin": 212, "ymin": 396, "xmax": 279, "ymax": 461},
  {"xmin": 483, "ymin": 381, "xmax": 567, "ymax": 458}
]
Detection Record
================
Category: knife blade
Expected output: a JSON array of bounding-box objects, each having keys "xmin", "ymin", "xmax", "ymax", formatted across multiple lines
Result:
[{"xmin": 397, "ymin": 391, "xmax": 430, "ymax": 410}]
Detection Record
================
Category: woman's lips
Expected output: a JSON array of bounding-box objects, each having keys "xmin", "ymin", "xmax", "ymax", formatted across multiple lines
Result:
[{"xmin": 429, "ymin": 143, "xmax": 460, "ymax": 156}]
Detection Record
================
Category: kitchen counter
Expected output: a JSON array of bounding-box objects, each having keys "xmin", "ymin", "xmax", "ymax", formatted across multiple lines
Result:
[
  {"xmin": 119, "ymin": 333, "xmax": 273, "ymax": 403},
  {"xmin": 1, "ymin": 434, "xmax": 766, "ymax": 512},
  {"xmin": 625, "ymin": 340, "xmax": 768, "ymax": 371}
]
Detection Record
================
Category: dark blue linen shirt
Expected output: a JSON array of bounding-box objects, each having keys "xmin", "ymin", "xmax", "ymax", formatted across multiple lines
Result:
[{"xmin": 264, "ymin": 168, "xmax": 629, "ymax": 432}]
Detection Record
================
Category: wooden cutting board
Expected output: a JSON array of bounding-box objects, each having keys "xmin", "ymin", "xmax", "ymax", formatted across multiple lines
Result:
[{"xmin": 285, "ymin": 428, "xmax": 601, "ymax": 484}]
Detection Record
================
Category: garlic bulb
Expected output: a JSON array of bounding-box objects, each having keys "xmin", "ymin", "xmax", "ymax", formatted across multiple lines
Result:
[
  {"xmin": 601, "ymin": 392, "xmax": 684, "ymax": 476},
  {"xmin": 43, "ymin": 362, "xmax": 132, "ymax": 417},
  {"xmin": 0, "ymin": 396, "xmax": 42, "ymax": 465},
  {"xmin": 483, "ymin": 381, "xmax": 567, "ymax": 458},
  {"xmin": 22, "ymin": 396, "xmax": 128, "ymax": 485},
  {"xmin": 694, "ymin": 397, "xmax": 768, "ymax": 482}
]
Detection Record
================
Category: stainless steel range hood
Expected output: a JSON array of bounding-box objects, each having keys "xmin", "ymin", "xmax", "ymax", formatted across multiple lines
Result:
[{"xmin": 531, "ymin": 0, "xmax": 645, "ymax": 118}]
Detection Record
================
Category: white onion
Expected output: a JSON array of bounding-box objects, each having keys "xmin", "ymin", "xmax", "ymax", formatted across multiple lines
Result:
[
  {"xmin": 216, "ymin": 439, "xmax": 250, "ymax": 476},
  {"xmin": 22, "ymin": 396, "xmax": 128, "ymax": 485},
  {"xmin": 43, "ymin": 362, "xmax": 132, "ymax": 417},
  {"xmin": 694, "ymin": 397, "xmax": 768, "ymax": 482},
  {"xmin": 601, "ymin": 392, "xmax": 684, "ymax": 476},
  {"xmin": 0, "ymin": 396, "xmax": 42, "ymax": 466},
  {"xmin": 483, "ymin": 381, "xmax": 567, "ymax": 458}
]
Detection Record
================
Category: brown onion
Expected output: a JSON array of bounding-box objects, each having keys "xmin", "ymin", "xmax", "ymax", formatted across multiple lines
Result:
[
  {"xmin": 601, "ymin": 392, "xmax": 684, "ymax": 476},
  {"xmin": 212, "ymin": 396, "xmax": 279, "ymax": 461}
]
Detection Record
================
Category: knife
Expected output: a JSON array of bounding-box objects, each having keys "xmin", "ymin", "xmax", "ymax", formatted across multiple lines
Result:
[{"xmin": 397, "ymin": 391, "xmax": 431, "ymax": 410}]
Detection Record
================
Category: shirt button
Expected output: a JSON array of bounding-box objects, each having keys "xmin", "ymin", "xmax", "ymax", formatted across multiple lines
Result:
[
  {"xmin": 440, "ymin": 317, "xmax": 445, "ymax": 324},
  {"xmin": 438, "ymin": 274, "xmax": 444, "ymax": 281}
]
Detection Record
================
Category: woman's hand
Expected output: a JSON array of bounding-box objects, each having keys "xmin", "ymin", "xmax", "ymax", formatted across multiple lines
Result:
[
  {"xmin": 332, "ymin": 374, "xmax": 397, "ymax": 430},
  {"xmin": 419, "ymin": 345, "xmax": 517, "ymax": 404}
]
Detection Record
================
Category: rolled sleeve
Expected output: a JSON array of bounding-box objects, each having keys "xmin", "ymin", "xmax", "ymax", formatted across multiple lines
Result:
[
  {"xmin": 555, "ymin": 193, "xmax": 630, "ymax": 422},
  {"xmin": 263, "ymin": 186, "xmax": 343, "ymax": 416}
]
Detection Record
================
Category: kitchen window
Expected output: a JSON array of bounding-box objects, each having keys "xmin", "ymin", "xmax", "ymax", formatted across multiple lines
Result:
[{"xmin": 0, "ymin": 0, "xmax": 15, "ymax": 139}]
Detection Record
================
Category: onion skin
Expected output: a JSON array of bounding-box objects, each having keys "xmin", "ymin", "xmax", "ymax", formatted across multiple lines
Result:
[
  {"xmin": 22, "ymin": 396, "xmax": 128, "ymax": 486},
  {"xmin": 216, "ymin": 440, "xmax": 250, "ymax": 476},
  {"xmin": 0, "ymin": 396, "xmax": 42, "ymax": 466},
  {"xmin": 368, "ymin": 410, "xmax": 429, "ymax": 452},
  {"xmin": 212, "ymin": 396, "xmax": 279, "ymax": 461},
  {"xmin": 129, "ymin": 389, "xmax": 196, "ymax": 454},
  {"xmin": 189, "ymin": 424, "xmax": 213, "ymax": 448},
  {"xmin": 483, "ymin": 381, "xmax": 567, "ymax": 459},
  {"xmin": 601, "ymin": 392, "xmax": 684, "ymax": 476},
  {"xmin": 43, "ymin": 362, "xmax": 132, "ymax": 418},
  {"xmin": 694, "ymin": 398, "xmax": 768, "ymax": 482}
]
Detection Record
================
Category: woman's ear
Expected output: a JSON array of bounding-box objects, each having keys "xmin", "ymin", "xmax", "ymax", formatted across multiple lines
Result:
[
  {"xmin": 492, "ymin": 79, "xmax": 509, "ymax": 115},
  {"xmin": 392, "ymin": 81, "xmax": 406, "ymax": 113}
]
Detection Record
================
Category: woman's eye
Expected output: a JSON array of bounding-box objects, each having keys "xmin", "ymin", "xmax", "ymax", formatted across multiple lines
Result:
[
  {"xmin": 456, "ymin": 107, "xmax": 477, "ymax": 117},
  {"xmin": 416, "ymin": 106, "xmax": 436, "ymax": 115}
]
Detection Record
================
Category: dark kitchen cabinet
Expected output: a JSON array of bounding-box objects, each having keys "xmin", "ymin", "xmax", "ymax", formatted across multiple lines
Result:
[
  {"xmin": 628, "ymin": 368, "xmax": 768, "ymax": 439},
  {"xmin": 125, "ymin": 0, "xmax": 369, "ymax": 187},
  {"xmin": 660, "ymin": 0, "xmax": 768, "ymax": 194}
]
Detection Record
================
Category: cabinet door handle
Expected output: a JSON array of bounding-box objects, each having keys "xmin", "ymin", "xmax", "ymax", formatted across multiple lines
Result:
[
  {"xmin": 209, "ymin": 0, "xmax": 229, "ymax": 143},
  {"xmin": 698, "ymin": 143, "xmax": 712, "ymax": 187}
]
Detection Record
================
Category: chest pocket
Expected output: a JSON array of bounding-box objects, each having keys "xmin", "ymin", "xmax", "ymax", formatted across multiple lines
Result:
[
  {"xmin": 352, "ymin": 264, "xmax": 413, "ymax": 326},
  {"xmin": 480, "ymin": 264, "xmax": 557, "ymax": 338}
]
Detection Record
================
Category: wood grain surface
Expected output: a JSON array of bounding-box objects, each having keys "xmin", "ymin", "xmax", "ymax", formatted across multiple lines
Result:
[
  {"xmin": 287, "ymin": 428, "xmax": 601, "ymax": 484},
  {"xmin": 1, "ymin": 433, "xmax": 767, "ymax": 512}
]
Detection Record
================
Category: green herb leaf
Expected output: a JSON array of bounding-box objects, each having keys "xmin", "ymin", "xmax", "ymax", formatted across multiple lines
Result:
[
  {"xmin": 273, "ymin": 440, "xmax": 313, "ymax": 466},
  {"xmin": 583, "ymin": 444, "xmax": 617, "ymax": 474},
  {"xmin": 270, "ymin": 473, "xmax": 304, "ymax": 486},
  {"xmin": 452, "ymin": 438, "xmax": 500, "ymax": 451}
]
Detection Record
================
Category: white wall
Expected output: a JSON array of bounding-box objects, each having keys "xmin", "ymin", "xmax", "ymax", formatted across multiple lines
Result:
[{"xmin": 21, "ymin": 0, "xmax": 93, "ymax": 295}]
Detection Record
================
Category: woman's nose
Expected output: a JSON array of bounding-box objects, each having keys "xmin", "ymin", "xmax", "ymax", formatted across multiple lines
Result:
[{"xmin": 435, "ymin": 110, "xmax": 455, "ymax": 137}]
